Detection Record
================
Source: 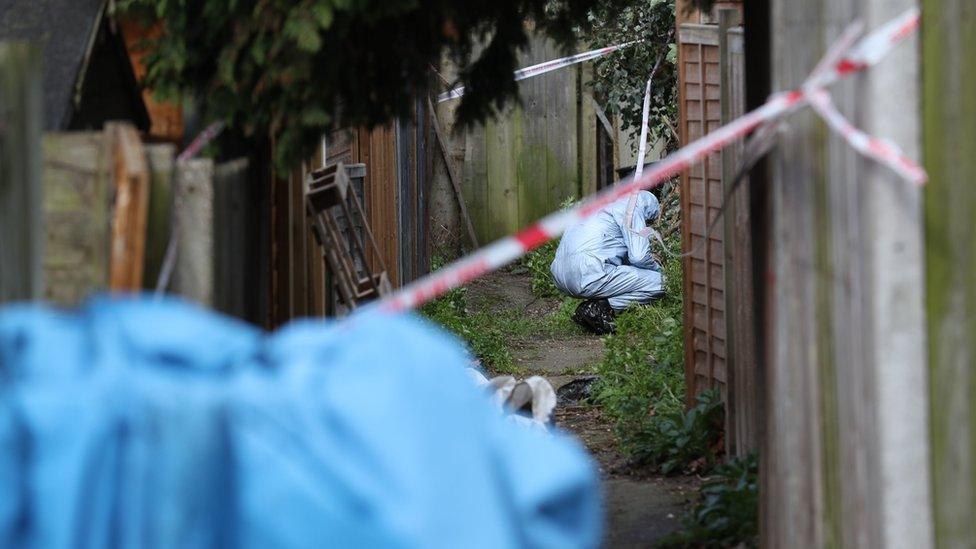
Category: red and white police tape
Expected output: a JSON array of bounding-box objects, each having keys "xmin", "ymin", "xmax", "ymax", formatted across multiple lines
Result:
[
  {"xmin": 437, "ymin": 41, "xmax": 639, "ymax": 103},
  {"xmin": 363, "ymin": 8, "xmax": 924, "ymax": 317},
  {"xmin": 176, "ymin": 121, "xmax": 226, "ymax": 163}
]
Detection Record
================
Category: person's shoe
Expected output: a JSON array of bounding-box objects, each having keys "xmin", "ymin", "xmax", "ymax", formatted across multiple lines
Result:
[{"xmin": 572, "ymin": 299, "xmax": 617, "ymax": 335}]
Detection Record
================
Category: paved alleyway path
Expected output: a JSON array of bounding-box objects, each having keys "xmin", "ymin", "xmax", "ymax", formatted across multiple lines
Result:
[{"xmin": 467, "ymin": 270, "xmax": 698, "ymax": 548}]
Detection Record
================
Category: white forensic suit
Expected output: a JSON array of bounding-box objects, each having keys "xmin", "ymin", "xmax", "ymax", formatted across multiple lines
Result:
[{"xmin": 550, "ymin": 191, "xmax": 664, "ymax": 310}]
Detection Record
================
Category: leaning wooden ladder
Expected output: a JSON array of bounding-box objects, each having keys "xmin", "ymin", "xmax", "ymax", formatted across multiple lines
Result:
[{"xmin": 306, "ymin": 162, "xmax": 392, "ymax": 312}]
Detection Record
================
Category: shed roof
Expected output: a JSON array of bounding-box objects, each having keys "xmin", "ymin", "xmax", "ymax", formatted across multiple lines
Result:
[{"xmin": 0, "ymin": 0, "xmax": 145, "ymax": 131}]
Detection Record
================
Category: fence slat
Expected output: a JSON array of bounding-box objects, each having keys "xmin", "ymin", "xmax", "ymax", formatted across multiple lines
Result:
[
  {"xmin": 545, "ymin": 40, "xmax": 580, "ymax": 212},
  {"xmin": 516, "ymin": 38, "xmax": 549, "ymax": 231},
  {"xmin": 924, "ymin": 0, "xmax": 976, "ymax": 545},
  {"xmin": 486, "ymin": 104, "xmax": 520, "ymax": 236},
  {"xmin": 108, "ymin": 122, "xmax": 150, "ymax": 291}
]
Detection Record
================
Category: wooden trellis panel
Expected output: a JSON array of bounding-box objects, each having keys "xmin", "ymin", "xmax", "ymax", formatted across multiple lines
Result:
[
  {"xmin": 679, "ymin": 23, "xmax": 728, "ymax": 403},
  {"xmin": 678, "ymin": 7, "xmax": 757, "ymax": 456}
]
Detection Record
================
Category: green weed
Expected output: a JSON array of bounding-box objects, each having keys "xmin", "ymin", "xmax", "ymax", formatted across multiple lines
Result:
[
  {"xmin": 420, "ymin": 251, "xmax": 582, "ymax": 374},
  {"xmin": 420, "ymin": 285, "xmax": 520, "ymax": 374},
  {"xmin": 522, "ymin": 239, "xmax": 562, "ymax": 299},
  {"xmin": 593, "ymin": 238, "xmax": 723, "ymax": 473},
  {"xmin": 657, "ymin": 453, "xmax": 759, "ymax": 548},
  {"xmin": 520, "ymin": 197, "xmax": 577, "ymax": 300}
]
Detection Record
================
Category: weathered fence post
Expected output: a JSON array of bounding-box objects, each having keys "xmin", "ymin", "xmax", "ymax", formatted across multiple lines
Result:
[
  {"xmin": 0, "ymin": 43, "xmax": 42, "ymax": 302},
  {"xmin": 922, "ymin": 1, "xmax": 976, "ymax": 545},
  {"xmin": 764, "ymin": 0, "xmax": 933, "ymax": 546},
  {"xmin": 108, "ymin": 122, "xmax": 150, "ymax": 291},
  {"xmin": 717, "ymin": 7, "xmax": 759, "ymax": 457},
  {"xmin": 172, "ymin": 158, "xmax": 215, "ymax": 307}
]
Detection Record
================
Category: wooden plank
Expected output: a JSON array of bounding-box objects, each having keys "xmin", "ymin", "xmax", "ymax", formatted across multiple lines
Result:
[
  {"xmin": 545, "ymin": 39, "xmax": 580, "ymax": 213},
  {"xmin": 421, "ymin": 96, "xmax": 434, "ymax": 275},
  {"xmin": 428, "ymin": 97, "xmax": 479, "ymax": 250},
  {"xmin": 108, "ymin": 123, "xmax": 150, "ymax": 291},
  {"xmin": 308, "ymin": 222, "xmax": 325, "ymax": 316},
  {"xmin": 290, "ymin": 165, "xmax": 308, "ymax": 316},
  {"xmin": 486, "ymin": 103, "xmax": 520, "ymax": 238},
  {"xmin": 718, "ymin": 8, "xmax": 739, "ymax": 456},
  {"xmin": 724, "ymin": 19, "xmax": 758, "ymax": 456},
  {"xmin": 0, "ymin": 43, "xmax": 43, "ymax": 302},
  {"xmin": 578, "ymin": 62, "xmax": 598, "ymax": 199},
  {"xmin": 678, "ymin": 33, "xmax": 698, "ymax": 409},
  {"xmin": 270, "ymin": 161, "xmax": 291, "ymax": 327},
  {"xmin": 516, "ymin": 37, "xmax": 550, "ymax": 230},
  {"xmin": 924, "ymin": 0, "xmax": 976, "ymax": 546},
  {"xmin": 366, "ymin": 125, "xmax": 400, "ymax": 286},
  {"xmin": 214, "ymin": 158, "xmax": 250, "ymax": 319},
  {"xmin": 679, "ymin": 24, "xmax": 721, "ymax": 46},
  {"xmin": 463, "ymin": 122, "xmax": 489, "ymax": 244},
  {"xmin": 395, "ymin": 116, "xmax": 419, "ymax": 283}
]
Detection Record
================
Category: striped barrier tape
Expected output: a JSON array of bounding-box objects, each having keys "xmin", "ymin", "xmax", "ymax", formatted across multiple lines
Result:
[
  {"xmin": 807, "ymin": 89, "xmax": 927, "ymax": 185},
  {"xmin": 176, "ymin": 121, "xmax": 226, "ymax": 163},
  {"xmin": 437, "ymin": 41, "xmax": 639, "ymax": 103},
  {"xmin": 359, "ymin": 8, "xmax": 924, "ymax": 317},
  {"xmin": 627, "ymin": 31, "xmax": 672, "ymax": 239}
]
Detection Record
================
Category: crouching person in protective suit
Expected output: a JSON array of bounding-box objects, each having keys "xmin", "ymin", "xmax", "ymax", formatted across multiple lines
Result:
[{"xmin": 550, "ymin": 191, "xmax": 664, "ymax": 334}]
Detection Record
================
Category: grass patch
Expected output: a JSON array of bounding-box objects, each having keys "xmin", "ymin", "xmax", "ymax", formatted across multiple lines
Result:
[
  {"xmin": 420, "ymin": 249, "xmax": 585, "ymax": 374},
  {"xmin": 592, "ymin": 238, "xmax": 724, "ymax": 473},
  {"xmin": 422, "ymin": 288, "xmax": 586, "ymax": 375},
  {"xmin": 420, "ymin": 285, "xmax": 520, "ymax": 374},
  {"xmin": 658, "ymin": 453, "xmax": 759, "ymax": 548},
  {"xmin": 489, "ymin": 294, "xmax": 585, "ymax": 340}
]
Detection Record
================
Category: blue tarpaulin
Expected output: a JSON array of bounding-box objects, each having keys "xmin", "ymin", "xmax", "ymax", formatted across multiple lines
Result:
[{"xmin": 0, "ymin": 298, "xmax": 600, "ymax": 548}]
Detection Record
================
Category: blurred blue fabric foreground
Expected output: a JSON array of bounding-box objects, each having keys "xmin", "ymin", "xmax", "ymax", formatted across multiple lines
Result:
[{"xmin": 0, "ymin": 298, "xmax": 600, "ymax": 549}]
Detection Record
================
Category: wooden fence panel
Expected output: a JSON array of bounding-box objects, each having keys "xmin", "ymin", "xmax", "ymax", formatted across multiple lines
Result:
[
  {"xmin": 545, "ymin": 40, "xmax": 580, "ymax": 213},
  {"xmin": 465, "ymin": 36, "xmax": 588, "ymax": 243},
  {"xmin": 678, "ymin": 15, "xmax": 758, "ymax": 456},
  {"xmin": 679, "ymin": 23, "xmax": 728, "ymax": 404},
  {"xmin": 516, "ymin": 39, "xmax": 549, "ymax": 231},
  {"xmin": 40, "ymin": 132, "xmax": 112, "ymax": 305},
  {"xmin": 362, "ymin": 125, "xmax": 400, "ymax": 286}
]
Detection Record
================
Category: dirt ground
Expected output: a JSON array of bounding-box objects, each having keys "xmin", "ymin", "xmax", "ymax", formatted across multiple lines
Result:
[{"xmin": 467, "ymin": 269, "xmax": 699, "ymax": 548}]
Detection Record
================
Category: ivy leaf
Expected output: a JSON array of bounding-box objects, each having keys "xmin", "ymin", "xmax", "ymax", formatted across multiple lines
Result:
[
  {"xmin": 310, "ymin": 4, "xmax": 334, "ymax": 28},
  {"xmin": 284, "ymin": 14, "xmax": 323, "ymax": 53}
]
